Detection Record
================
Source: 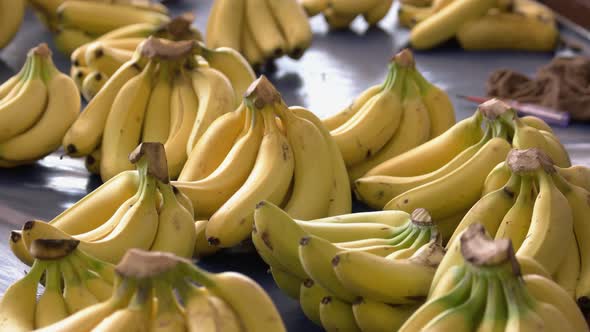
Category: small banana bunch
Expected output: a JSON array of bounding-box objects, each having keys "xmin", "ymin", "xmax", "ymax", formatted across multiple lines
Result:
[
  {"xmin": 446, "ymin": 148, "xmax": 590, "ymax": 310},
  {"xmin": 206, "ymin": 0, "xmax": 312, "ymax": 69},
  {"xmin": 253, "ymin": 201, "xmax": 450, "ymax": 331},
  {"xmin": 402, "ymin": 223, "xmax": 589, "ymax": 332},
  {"xmin": 35, "ymin": 249, "xmax": 286, "ymax": 331},
  {"xmin": 324, "ymin": 49, "xmax": 455, "ymax": 182},
  {"xmin": 355, "ymin": 99, "xmax": 570, "ymax": 239},
  {"xmin": 0, "ymin": 0, "xmax": 25, "ymax": 49},
  {"xmin": 174, "ymin": 76, "xmax": 352, "ymax": 252},
  {"xmin": 63, "ymin": 37, "xmax": 254, "ymax": 181},
  {"xmin": 10, "ymin": 143, "xmax": 198, "ymax": 266},
  {"xmin": 301, "ymin": 0, "xmax": 394, "ymax": 30},
  {"xmin": 402, "ymin": 0, "xmax": 558, "ymax": 51},
  {"xmin": 0, "ymin": 238, "xmax": 115, "ymax": 331},
  {"xmin": 28, "ymin": 0, "xmax": 170, "ymax": 54},
  {"xmin": 0, "ymin": 44, "xmax": 80, "ymax": 167},
  {"xmin": 69, "ymin": 14, "xmax": 203, "ymax": 101}
]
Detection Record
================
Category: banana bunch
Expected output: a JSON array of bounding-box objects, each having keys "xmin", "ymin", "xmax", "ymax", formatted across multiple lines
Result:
[
  {"xmin": 10, "ymin": 143, "xmax": 198, "ymax": 266},
  {"xmin": 401, "ymin": 223, "xmax": 589, "ymax": 332},
  {"xmin": 0, "ymin": 0, "xmax": 25, "ymax": 49},
  {"xmin": 69, "ymin": 14, "xmax": 203, "ymax": 101},
  {"xmin": 63, "ymin": 37, "xmax": 253, "ymax": 181},
  {"xmin": 445, "ymin": 148, "xmax": 590, "ymax": 312},
  {"xmin": 36, "ymin": 249, "xmax": 286, "ymax": 331},
  {"xmin": 354, "ymin": 99, "xmax": 570, "ymax": 238},
  {"xmin": 324, "ymin": 49, "xmax": 455, "ymax": 182},
  {"xmin": 0, "ymin": 44, "xmax": 80, "ymax": 167},
  {"xmin": 206, "ymin": 0, "xmax": 312, "ymax": 70},
  {"xmin": 403, "ymin": 0, "xmax": 558, "ymax": 51},
  {"xmin": 0, "ymin": 238, "xmax": 115, "ymax": 331},
  {"xmin": 173, "ymin": 76, "xmax": 352, "ymax": 252},
  {"xmin": 252, "ymin": 201, "xmax": 452, "ymax": 331},
  {"xmin": 301, "ymin": 0, "xmax": 394, "ymax": 30}
]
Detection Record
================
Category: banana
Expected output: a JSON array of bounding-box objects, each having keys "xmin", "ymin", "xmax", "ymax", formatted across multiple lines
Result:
[
  {"xmin": 141, "ymin": 61, "xmax": 172, "ymax": 144},
  {"xmin": 240, "ymin": 21, "xmax": 265, "ymax": 69},
  {"xmin": 91, "ymin": 284, "xmax": 152, "ymax": 332},
  {"xmin": 151, "ymin": 281, "xmax": 185, "ymax": 332},
  {"xmin": 186, "ymin": 66, "xmax": 236, "ymax": 156},
  {"xmin": 35, "ymin": 277, "xmax": 136, "ymax": 332},
  {"xmin": 299, "ymin": 279, "xmax": 330, "ymax": 326},
  {"xmin": 85, "ymin": 44, "xmax": 133, "ymax": 78},
  {"xmin": 277, "ymin": 107, "xmax": 332, "ymax": 219},
  {"xmin": 366, "ymin": 112, "xmax": 483, "ymax": 177},
  {"xmin": 180, "ymin": 104, "xmax": 247, "ymax": 181},
  {"xmin": 385, "ymin": 137, "xmax": 512, "ymax": 220},
  {"xmin": 100, "ymin": 61, "xmax": 154, "ymax": 181},
  {"xmin": 206, "ymin": 0, "xmax": 244, "ymax": 50},
  {"xmin": 0, "ymin": 57, "xmax": 29, "ymax": 99},
  {"xmin": 72, "ymin": 263, "xmax": 113, "ymax": 302},
  {"xmin": 0, "ymin": 0, "xmax": 25, "ymax": 49},
  {"xmin": 245, "ymin": 0, "xmax": 288, "ymax": 59},
  {"xmin": 520, "ymin": 115, "xmax": 553, "ymax": 133},
  {"xmin": 503, "ymin": 278, "xmax": 545, "ymax": 332},
  {"xmin": 482, "ymin": 162, "xmax": 511, "ymax": 195},
  {"xmin": 319, "ymin": 296, "xmax": 360, "ymax": 332},
  {"xmin": 553, "ymin": 233, "xmax": 580, "ymax": 298},
  {"xmin": 60, "ymin": 258, "xmax": 99, "ymax": 313},
  {"xmin": 323, "ymin": 8, "xmax": 357, "ymax": 30},
  {"xmin": 322, "ymin": 85, "xmax": 382, "ymax": 131},
  {"xmin": 539, "ymin": 130, "xmax": 571, "ymax": 167},
  {"xmin": 510, "ymin": 119, "xmax": 566, "ymax": 166},
  {"xmin": 205, "ymin": 79, "xmax": 295, "ymax": 248},
  {"xmin": 347, "ymin": 75, "xmax": 431, "ymax": 182},
  {"xmin": 0, "ymin": 45, "xmax": 48, "ymax": 143},
  {"xmin": 207, "ymin": 294, "xmax": 243, "ymax": 332},
  {"xmin": 53, "ymin": 28, "xmax": 95, "ymax": 56},
  {"xmin": 411, "ymin": 67, "xmax": 455, "ymax": 138},
  {"xmin": 9, "ymin": 231, "xmax": 33, "ymax": 266},
  {"xmin": 81, "ymin": 71, "xmax": 108, "ymax": 101},
  {"xmin": 301, "ymin": 0, "xmax": 328, "ymax": 16},
  {"xmin": 331, "ymin": 60, "xmax": 405, "ymax": 167},
  {"xmin": 70, "ymin": 65, "xmax": 90, "ymax": 91},
  {"xmin": 329, "ymin": 0, "xmax": 381, "ymax": 15},
  {"xmin": 290, "ymin": 106, "xmax": 352, "ymax": 216},
  {"xmin": 198, "ymin": 44, "xmax": 256, "ymax": 105},
  {"xmin": 475, "ymin": 274, "xmax": 506, "ymax": 332},
  {"xmin": 150, "ymin": 181, "xmax": 196, "ymax": 257},
  {"xmin": 410, "ymin": 0, "xmax": 496, "ymax": 49},
  {"xmin": 270, "ymin": 267, "xmax": 302, "ymax": 299},
  {"xmin": 517, "ymin": 171, "xmax": 573, "ymax": 275},
  {"xmin": 332, "ymin": 242, "xmax": 444, "ymax": 304},
  {"xmin": 177, "ymin": 284, "xmax": 217, "ymax": 332},
  {"xmin": 536, "ymin": 301, "xmax": 575, "ymax": 332},
  {"xmin": 34, "ymin": 263, "xmax": 68, "ymax": 328},
  {"xmin": 0, "ymin": 56, "xmax": 79, "ymax": 162},
  {"xmin": 0, "ymin": 261, "xmax": 45, "ymax": 331},
  {"xmin": 363, "ymin": 0, "xmax": 395, "ymax": 26},
  {"xmin": 494, "ymin": 176, "xmax": 535, "ymax": 250},
  {"xmin": 352, "ymin": 298, "xmax": 418, "ymax": 332},
  {"xmin": 193, "ymin": 220, "xmax": 220, "ymax": 257},
  {"xmin": 57, "ymin": 1, "xmax": 169, "ymax": 36},
  {"xmin": 174, "ymin": 107, "xmax": 264, "ymax": 218},
  {"xmin": 398, "ymin": 4, "xmax": 434, "ymax": 29},
  {"xmin": 354, "ymin": 130, "xmax": 491, "ymax": 209},
  {"xmin": 63, "ymin": 57, "xmax": 143, "ymax": 157},
  {"xmin": 163, "ymin": 70, "xmax": 199, "ymax": 179},
  {"xmin": 523, "ymin": 274, "xmax": 589, "ymax": 332},
  {"xmin": 557, "ymin": 165, "xmax": 590, "ymax": 192},
  {"xmin": 266, "ymin": 0, "xmax": 313, "ymax": 58}
]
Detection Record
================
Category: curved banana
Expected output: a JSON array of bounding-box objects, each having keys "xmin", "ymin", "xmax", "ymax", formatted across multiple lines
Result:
[
  {"xmin": 366, "ymin": 112, "xmax": 483, "ymax": 177},
  {"xmin": 81, "ymin": 71, "xmax": 108, "ymax": 102},
  {"xmin": 266, "ymin": 0, "xmax": 312, "ymax": 58},
  {"xmin": 511, "ymin": 119, "xmax": 569, "ymax": 167},
  {"xmin": 90, "ymin": 287, "xmax": 152, "ymax": 332},
  {"xmin": 494, "ymin": 175, "xmax": 535, "ymax": 251},
  {"xmin": 482, "ymin": 161, "xmax": 511, "ymax": 195},
  {"xmin": 207, "ymin": 294, "xmax": 243, "ymax": 332},
  {"xmin": 0, "ymin": 261, "xmax": 45, "ymax": 331},
  {"xmin": 411, "ymin": 67, "xmax": 455, "ymax": 138},
  {"xmin": 193, "ymin": 220, "xmax": 220, "ymax": 257},
  {"xmin": 321, "ymin": 85, "xmax": 382, "ymax": 131},
  {"xmin": 85, "ymin": 42, "xmax": 134, "ymax": 77},
  {"xmin": 141, "ymin": 61, "xmax": 172, "ymax": 144},
  {"xmin": 100, "ymin": 61, "xmax": 154, "ymax": 181},
  {"xmin": 553, "ymin": 234, "xmax": 580, "ymax": 298},
  {"xmin": 186, "ymin": 66, "xmax": 236, "ymax": 156},
  {"xmin": 385, "ymin": 137, "xmax": 511, "ymax": 220},
  {"xmin": 206, "ymin": 97, "xmax": 295, "ymax": 248},
  {"xmin": 245, "ymin": 0, "xmax": 286, "ymax": 58},
  {"xmin": 540, "ymin": 129, "xmax": 571, "ymax": 167},
  {"xmin": 0, "ymin": 58, "xmax": 28, "ymax": 99},
  {"xmin": 240, "ymin": 22, "xmax": 265, "ymax": 69},
  {"xmin": 60, "ymin": 259, "xmax": 99, "ymax": 313},
  {"xmin": 319, "ymin": 296, "xmax": 360, "ymax": 331},
  {"xmin": 300, "ymin": 0, "xmax": 329, "ymax": 17},
  {"xmin": 329, "ymin": 0, "xmax": 381, "ymax": 15},
  {"xmin": 323, "ymin": 8, "xmax": 358, "ymax": 30},
  {"xmin": 299, "ymin": 279, "xmax": 329, "ymax": 326},
  {"xmin": 0, "ymin": 0, "xmax": 25, "ymax": 49},
  {"xmin": 151, "ymin": 281, "xmax": 186, "ymax": 332},
  {"xmin": 363, "ymin": 0, "xmax": 395, "ymax": 26},
  {"xmin": 557, "ymin": 165, "xmax": 590, "ymax": 192},
  {"xmin": 520, "ymin": 115, "xmax": 553, "ymax": 133},
  {"xmin": 270, "ymin": 267, "xmax": 302, "ymax": 300},
  {"xmin": 34, "ymin": 264, "xmax": 68, "ymax": 328},
  {"xmin": 206, "ymin": 0, "xmax": 244, "ymax": 51},
  {"xmin": 473, "ymin": 274, "xmax": 506, "ymax": 332},
  {"xmin": 70, "ymin": 65, "xmax": 90, "ymax": 91},
  {"xmin": 352, "ymin": 298, "xmax": 418, "ymax": 332},
  {"xmin": 52, "ymin": 28, "xmax": 94, "ymax": 56}
]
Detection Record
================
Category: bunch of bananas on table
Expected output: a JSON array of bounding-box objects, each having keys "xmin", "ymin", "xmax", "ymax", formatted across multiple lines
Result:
[
  {"xmin": 355, "ymin": 99, "xmax": 570, "ymax": 235},
  {"xmin": 253, "ymin": 202, "xmax": 448, "ymax": 331},
  {"xmin": 69, "ymin": 14, "xmax": 203, "ymax": 101},
  {"xmin": 0, "ymin": 0, "xmax": 25, "ymax": 49},
  {"xmin": 401, "ymin": 0, "xmax": 558, "ymax": 51},
  {"xmin": 206, "ymin": 0, "xmax": 312, "ymax": 69},
  {"xmin": 323, "ymin": 49, "xmax": 455, "ymax": 182},
  {"xmin": 174, "ymin": 76, "xmax": 352, "ymax": 252},
  {"xmin": 443, "ymin": 148, "xmax": 590, "ymax": 309},
  {"xmin": 3, "ymin": 249, "xmax": 286, "ymax": 331},
  {"xmin": 399, "ymin": 223, "xmax": 589, "ymax": 331},
  {"xmin": 28, "ymin": 0, "xmax": 170, "ymax": 54},
  {"xmin": 63, "ymin": 37, "xmax": 254, "ymax": 181},
  {"xmin": 0, "ymin": 44, "xmax": 79, "ymax": 167},
  {"xmin": 0, "ymin": 238, "xmax": 116, "ymax": 331},
  {"xmin": 301, "ymin": 0, "xmax": 394, "ymax": 30},
  {"xmin": 10, "ymin": 143, "xmax": 198, "ymax": 265}
]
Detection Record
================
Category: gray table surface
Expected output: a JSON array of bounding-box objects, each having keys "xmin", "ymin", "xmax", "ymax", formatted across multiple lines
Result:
[{"xmin": 1, "ymin": 1, "xmax": 589, "ymax": 331}]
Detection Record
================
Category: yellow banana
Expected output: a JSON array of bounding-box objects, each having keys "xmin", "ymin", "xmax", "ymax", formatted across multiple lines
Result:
[
  {"xmin": 300, "ymin": 0, "xmax": 329, "ymax": 17},
  {"xmin": 178, "ymin": 284, "xmax": 217, "ymax": 332},
  {"xmin": 85, "ymin": 42, "xmax": 134, "ymax": 77},
  {"xmin": 34, "ymin": 263, "xmax": 68, "ymax": 328},
  {"xmin": 324, "ymin": 8, "xmax": 357, "ymax": 30},
  {"xmin": 266, "ymin": 0, "xmax": 313, "ymax": 58},
  {"xmin": 552, "ymin": 233, "xmax": 580, "ymax": 298},
  {"xmin": 511, "ymin": 119, "xmax": 569, "ymax": 167},
  {"xmin": 193, "ymin": 220, "xmax": 220, "ymax": 257},
  {"xmin": 245, "ymin": 0, "xmax": 287, "ymax": 59},
  {"xmin": 411, "ymin": 67, "xmax": 455, "ymax": 138},
  {"xmin": 141, "ymin": 61, "xmax": 172, "ymax": 144},
  {"xmin": 270, "ymin": 267, "xmax": 302, "ymax": 300},
  {"xmin": 475, "ymin": 274, "xmax": 507, "ymax": 332},
  {"xmin": 319, "ymin": 296, "xmax": 360, "ymax": 331},
  {"xmin": 494, "ymin": 176, "xmax": 535, "ymax": 251},
  {"xmin": 81, "ymin": 71, "xmax": 108, "ymax": 101},
  {"xmin": 329, "ymin": 0, "xmax": 381, "ymax": 15},
  {"xmin": 539, "ymin": 129, "xmax": 571, "ymax": 167},
  {"xmin": 207, "ymin": 294, "xmax": 243, "ymax": 332},
  {"xmin": 557, "ymin": 165, "xmax": 590, "ymax": 192},
  {"xmin": 299, "ymin": 279, "xmax": 330, "ymax": 326},
  {"xmin": 482, "ymin": 161, "xmax": 511, "ymax": 195},
  {"xmin": 363, "ymin": 0, "xmax": 395, "ymax": 26},
  {"xmin": 240, "ymin": 21, "xmax": 265, "ymax": 69},
  {"xmin": 151, "ymin": 281, "xmax": 185, "ymax": 332},
  {"xmin": 60, "ymin": 259, "xmax": 99, "ymax": 313},
  {"xmin": 520, "ymin": 115, "xmax": 552, "ymax": 133},
  {"xmin": 0, "ymin": 0, "xmax": 25, "ymax": 49},
  {"xmin": 0, "ymin": 53, "xmax": 29, "ymax": 99},
  {"xmin": 398, "ymin": 4, "xmax": 434, "ymax": 29},
  {"xmin": 53, "ymin": 28, "xmax": 95, "ymax": 56},
  {"xmin": 352, "ymin": 298, "xmax": 418, "ymax": 332},
  {"xmin": 321, "ymin": 85, "xmax": 382, "ymax": 131},
  {"xmin": 206, "ymin": 0, "xmax": 244, "ymax": 50},
  {"xmin": 70, "ymin": 65, "xmax": 90, "ymax": 91},
  {"xmin": 91, "ymin": 285, "xmax": 152, "ymax": 332}
]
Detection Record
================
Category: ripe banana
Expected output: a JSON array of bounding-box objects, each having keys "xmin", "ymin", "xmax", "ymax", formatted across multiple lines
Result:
[
  {"xmin": 364, "ymin": 0, "xmax": 395, "ymax": 26},
  {"xmin": 0, "ymin": 0, "xmax": 25, "ymax": 49},
  {"xmin": 352, "ymin": 298, "xmax": 418, "ymax": 332},
  {"xmin": 81, "ymin": 71, "xmax": 108, "ymax": 101},
  {"xmin": 300, "ymin": 0, "xmax": 329, "ymax": 17},
  {"xmin": 34, "ymin": 264, "xmax": 68, "ymax": 328},
  {"xmin": 85, "ymin": 42, "xmax": 134, "ymax": 77},
  {"xmin": 299, "ymin": 279, "xmax": 330, "ymax": 326},
  {"xmin": 0, "ymin": 261, "xmax": 45, "ymax": 331},
  {"xmin": 329, "ymin": 0, "xmax": 382, "ymax": 15},
  {"xmin": 141, "ymin": 61, "xmax": 172, "ymax": 144},
  {"xmin": 319, "ymin": 296, "xmax": 360, "ymax": 332},
  {"xmin": 411, "ymin": 67, "xmax": 455, "ymax": 138},
  {"xmin": 494, "ymin": 175, "xmax": 535, "ymax": 250},
  {"xmin": 322, "ymin": 85, "xmax": 382, "ymax": 131},
  {"xmin": 266, "ymin": 0, "xmax": 313, "ymax": 58},
  {"xmin": 206, "ymin": 0, "xmax": 244, "ymax": 51},
  {"xmin": 245, "ymin": 0, "xmax": 287, "ymax": 59},
  {"xmin": 270, "ymin": 267, "xmax": 302, "ymax": 300}
]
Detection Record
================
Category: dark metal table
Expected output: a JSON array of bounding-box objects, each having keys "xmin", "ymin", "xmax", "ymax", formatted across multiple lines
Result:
[{"xmin": 1, "ymin": 1, "xmax": 589, "ymax": 331}]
